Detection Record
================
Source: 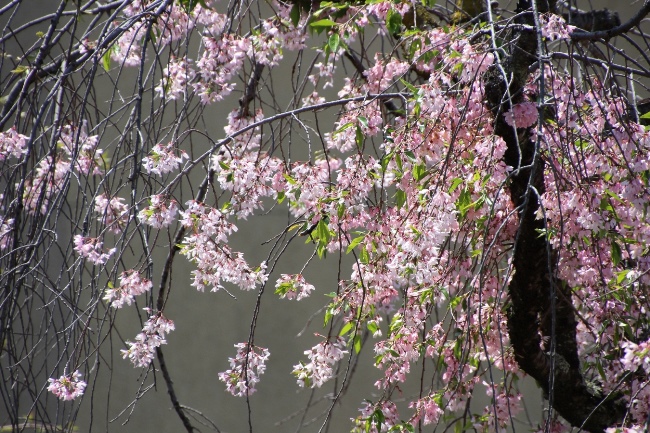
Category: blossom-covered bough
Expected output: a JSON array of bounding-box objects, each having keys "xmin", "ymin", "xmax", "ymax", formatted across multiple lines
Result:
[{"xmin": 1, "ymin": 0, "xmax": 650, "ymax": 432}]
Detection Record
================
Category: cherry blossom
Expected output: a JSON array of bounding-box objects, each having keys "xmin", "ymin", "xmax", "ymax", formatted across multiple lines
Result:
[
  {"xmin": 121, "ymin": 310, "xmax": 175, "ymax": 368},
  {"xmin": 539, "ymin": 13, "xmax": 575, "ymax": 40},
  {"xmin": 292, "ymin": 336, "xmax": 347, "ymax": 388},
  {"xmin": 274, "ymin": 274, "xmax": 315, "ymax": 300},
  {"xmin": 47, "ymin": 370, "xmax": 86, "ymax": 401},
  {"xmin": 504, "ymin": 102, "xmax": 538, "ymax": 128},
  {"xmin": 58, "ymin": 122, "xmax": 104, "ymax": 175},
  {"xmin": 73, "ymin": 235, "xmax": 116, "ymax": 265},
  {"xmin": 104, "ymin": 270, "xmax": 153, "ymax": 308},
  {"xmin": 0, "ymin": 127, "xmax": 28, "ymax": 160},
  {"xmin": 94, "ymin": 194, "xmax": 129, "ymax": 234},
  {"xmin": 138, "ymin": 195, "xmax": 178, "ymax": 228},
  {"xmin": 218, "ymin": 343, "xmax": 270, "ymax": 396},
  {"xmin": 142, "ymin": 142, "xmax": 188, "ymax": 176}
]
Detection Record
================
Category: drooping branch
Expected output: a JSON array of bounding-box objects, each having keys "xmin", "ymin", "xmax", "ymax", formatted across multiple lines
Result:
[
  {"xmin": 482, "ymin": 0, "xmax": 627, "ymax": 431},
  {"xmin": 153, "ymin": 173, "xmax": 214, "ymax": 433}
]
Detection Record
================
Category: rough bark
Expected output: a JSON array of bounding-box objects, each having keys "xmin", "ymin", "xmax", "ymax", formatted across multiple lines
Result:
[{"xmin": 482, "ymin": 1, "xmax": 627, "ymax": 431}]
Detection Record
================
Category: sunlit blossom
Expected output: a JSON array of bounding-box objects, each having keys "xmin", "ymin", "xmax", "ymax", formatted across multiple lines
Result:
[{"xmin": 47, "ymin": 370, "xmax": 86, "ymax": 401}]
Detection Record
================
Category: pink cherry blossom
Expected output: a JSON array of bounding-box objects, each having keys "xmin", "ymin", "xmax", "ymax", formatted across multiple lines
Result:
[
  {"xmin": 274, "ymin": 274, "xmax": 315, "ymax": 300},
  {"xmin": 138, "ymin": 195, "xmax": 179, "ymax": 228},
  {"xmin": 540, "ymin": 13, "xmax": 575, "ymax": 41},
  {"xmin": 504, "ymin": 102, "xmax": 538, "ymax": 129},
  {"xmin": 47, "ymin": 370, "xmax": 86, "ymax": 401},
  {"xmin": 0, "ymin": 127, "xmax": 28, "ymax": 160},
  {"xmin": 292, "ymin": 336, "xmax": 347, "ymax": 388},
  {"xmin": 94, "ymin": 194, "xmax": 129, "ymax": 234},
  {"xmin": 218, "ymin": 343, "xmax": 270, "ymax": 396},
  {"xmin": 73, "ymin": 235, "xmax": 116, "ymax": 265},
  {"xmin": 104, "ymin": 270, "xmax": 153, "ymax": 308},
  {"xmin": 58, "ymin": 122, "xmax": 104, "ymax": 175},
  {"xmin": 121, "ymin": 309, "xmax": 175, "ymax": 368},
  {"xmin": 142, "ymin": 142, "xmax": 188, "ymax": 176}
]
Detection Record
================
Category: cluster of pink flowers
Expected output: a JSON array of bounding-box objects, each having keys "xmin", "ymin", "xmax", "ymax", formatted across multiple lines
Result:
[
  {"xmin": 292, "ymin": 336, "xmax": 347, "ymax": 388},
  {"xmin": 179, "ymin": 200, "xmax": 267, "ymax": 291},
  {"xmin": 193, "ymin": 34, "xmax": 250, "ymax": 104},
  {"xmin": 111, "ymin": 23, "xmax": 147, "ymax": 67},
  {"xmin": 351, "ymin": 400, "xmax": 400, "ymax": 433},
  {"xmin": 0, "ymin": 127, "xmax": 28, "ymax": 160},
  {"xmin": 104, "ymin": 270, "xmax": 153, "ymax": 308},
  {"xmin": 621, "ymin": 339, "xmax": 650, "ymax": 375},
  {"xmin": 73, "ymin": 235, "xmax": 116, "ymax": 265},
  {"xmin": 539, "ymin": 13, "xmax": 575, "ymax": 41},
  {"xmin": 142, "ymin": 142, "xmax": 188, "ymax": 176},
  {"xmin": 155, "ymin": 57, "xmax": 196, "ymax": 100},
  {"xmin": 94, "ymin": 194, "xmax": 129, "ymax": 234},
  {"xmin": 121, "ymin": 309, "xmax": 175, "ymax": 368},
  {"xmin": 504, "ymin": 102, "xmax": 538, "ymax": 129},
  {"xmin": 70, "ymin": 1, "xmax": 650, "ymax": 430},
  {"xmin": 22, "ymin": 122, "xmax": 105, "ymax": 215},
  {"xmin": 478, "ymin": 383, "xmax": 522, "ymax": 432},
  {"xmin": 447, "ymin": 39, "xmax": 495, "ymax": 83},
  {"xmin": 409, "ymin": 396, "xmax": 444, "ymax": 426},
  {"xmin": 274, "ymin": 274, "xmax": 315, "ymax": 300},
  {"xmin": 47, "ymin": 370, "xmax": 86, "ymax": 401},
  {"xmin": 138, "ymin": 195, "xmax": 178, "ymax": 228},
  {"xmin": 58, "ymin": 122, "xmax": 104, "ymax": 175},
  {"xmin": 218, "ymin": 343, "xmax": 270, "ymax": 396},
  {"xmin": 22, "ymin": 156, "xmax": 70, "ymax": 215},
  {"xmin": 363, "ymin": 55, "xmax": 409, "ymax": 94}
]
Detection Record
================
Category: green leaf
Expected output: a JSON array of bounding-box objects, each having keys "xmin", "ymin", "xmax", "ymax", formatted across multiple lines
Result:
[
  {"xmin": 178, "ymin": 0, "xmax": 200, "ymax": 12},
  {"xmin": 338, "ymin": 202, "xmax": 345, "ymax": 219},
  {"xmin": 283, "ymin": 173, "xmax": 297, "ymax": 184},
  {"xmin": 328, "ymin": 33, "xmax": 340, "ymax": 53},
  {"xmin": 334, "ymin": 121, "xmax": 354, "ymax": 135},
  {"xmin": 316, "ymin": 220, "xmax": 330, "ymax": 243},
  {"xmin": 385, "ymin": 9, "xmax": 402, "ymax": 35},
  {"xmin": 10, "ymin": 65, "xmax": 28, "ymax": 75},
  {"xmin": 596, "ymin": 359, "xmax": 606, "ymax": 380},
  {"xmin": 310, "ymin": 18, "xmax": 337, "ymax": 28},
  {"xmin": 457, "ymin": 188, "xmax": 471, "ymax": 218},
  {"xmin": 359, "ymin": 247, "xmax": 369, "ymax": 264},
  {"xmin": 400, "ymin": 77, "xmax": 418, "ymax": 94},
  {"xmin": 353, "ymin": 334, "xmax": 362, "ymax": 354},
  {"xmin": 611, "ymin": 241, "xmax": 622, "ymax": 267},
  {"xmin": 395, "ymin": 189, "xmax": 406, "ymax": 208},
  {"xmin": 449, "ymin": 177, "xmax": 463, "ymax": 193},
  {"xmin": 640, "ymin": 110, "xmax": 650, "ymax": 119},
  {"xmin": 276, "ymin": 190, "xmax": 286, "ymax": 204},
  {"xmin": 346, "ymin": 236, "xmax": 365, "ymax": 254},
  {"xmin": 290, "ymin": 2, "xmax": 301, "ymax": 27},
  {"xmin": 340, "ymin": 322, "xmax": 354, "ymax": 336},
  {"xmin": 355, "ymin": 125, "xmax": 364, "ymax": 149},
  {"xmin": 324, "ymin": 307, "xmax": 334, "ymax": 326},
  {"xmin": 413, "ymin": 163, "xmax": 427, "ymax": 181},
  {"xmin": 102, "ymin": 50, "xmax": 111, "ymax": 72},
  {"xmin": 357, "ymin": 116, "xmax": 369, "ymax": 129},
  {"xmin": 616, "ymin": 269, "xmax": 630, "ymax": 285}
]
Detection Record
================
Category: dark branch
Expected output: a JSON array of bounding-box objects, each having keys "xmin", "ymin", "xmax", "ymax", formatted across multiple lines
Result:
[
  {"xmin": 570, "ymin": 0, "xmax": 650, "ymax": 41},
  {"xmin": 483, "ymin": 0, "xmax": 627, "ymax": 430}
]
